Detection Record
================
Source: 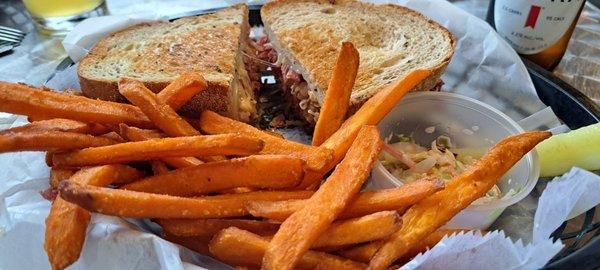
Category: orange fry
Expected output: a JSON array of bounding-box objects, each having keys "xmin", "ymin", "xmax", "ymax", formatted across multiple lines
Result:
[
  {"xmin": 51, "ymin": 134, "xmax": 263, "ymax": 167},
  {"xmin": 122, "ymin": 155, "xmax": 304, "ymax": 196},
  {"xmin": 44, "ymin": 165, "xmax": 144, "ymax": 270},
  {"xmin": 0, "ymin": 131, "xmax": 116, "ymax": 153},
  {"xmin": 119, "ymin": 79, "xmax": 224, "ymax": 163},
  {"xmin": 118, "ymin": 124, "xmax": 165, "ymax": 139},
  {"xmin": 58, "ymin": 181, "xmax": 313, "ymax": 219},
  {"xmin": 117, "ymin": 124, "xmax": 203, "ymax": 168},
  {"xmin": 247, "ymin": 179, "xmax": 443, "ymax": 220},
  {"xmin": 301, "ymin": 70, "xmax": 431, "ymax": 188},
  {"xmin": 150, "ymin": 160, "xmax": 170, "ymax": 175},
  {"xmin": 221, "ymin": 187, "xmax": 258, "ymax": 194},
  {"xmin": 368, "ymin": 131, "xmax": 551, "ymax": 269},
  {"xmin": 156, "ymin": 218, "xmax": 280, "ymax": 237},
  {"xmin": 49, "ymin": 168, "xmax": 76, "ymax": 189},
  {"xmin": 196, "ymin": 110, "xmax": 333, "ymax": 171},
  {"xmin": 119, "ymin": 78, "xmax": 201, "ymax": 136},
  {"xmin": 0, "ymin": 118, "xmax": 108, "ymax": 135},
  {"xmin": 0, "ymin": 82, "xmax": 152, "ymax": 127},
  {"xmin": 156, "ymin": 72, "xmax": 207, "ymax": 110},
  {"xmin": 312, "ymin": 42, "xmax": 359, "ymax": 146},
  {"xmin": 99, "ymin": 131, "xmax": 125, "ymax": 143},
  {"xmin": 339, "ymin": 229, "xmax": 471, "ymax": 263},
  {"xmin": 209, "ymin": 227, "xmax": 366, "ymax": 270},
  {"xmin": 263, "ymin": 126, "xmax": 382, "ymax": 270},
  {"xmin": 163, "ymin": 233, "xmax": 211, "ymax": 255},
  {"xmin": 313, "ymin": 211, "xmax": 401, "ymax": 249},
  {"xmin": 45, "ymin": 197, "xmax": 90, "ymax": 270}
]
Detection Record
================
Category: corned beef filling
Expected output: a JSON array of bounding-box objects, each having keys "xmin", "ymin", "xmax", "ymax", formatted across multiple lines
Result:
[
  {"xmin": 256, "ymin": 36, "xmax": 444, "ymax": 124},
  {"xmin": 243, "ymin": 38, "xmax": 263, "ymax": 93},
  {"xmin": 257, "ymin": 37, "xmax": 321, "ymax": 124}
]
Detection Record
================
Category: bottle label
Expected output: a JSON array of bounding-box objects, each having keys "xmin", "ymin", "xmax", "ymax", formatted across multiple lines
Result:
[{"xmin": 494, "ymin": 0, "xmax": 585, "ymax": 54}]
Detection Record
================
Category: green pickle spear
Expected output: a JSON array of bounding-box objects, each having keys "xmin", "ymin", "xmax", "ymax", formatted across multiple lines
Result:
[{"xmin": 537, "ymin": 123, "xmax": 600, "ymax": 177}]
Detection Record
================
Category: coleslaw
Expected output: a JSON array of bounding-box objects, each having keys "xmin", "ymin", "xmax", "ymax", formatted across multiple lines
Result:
[{"xmin": 380, "ymin": 134, "xmax": 501, "ymax": 204}]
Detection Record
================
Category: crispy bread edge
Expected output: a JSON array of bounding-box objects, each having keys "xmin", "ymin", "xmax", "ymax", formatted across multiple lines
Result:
[{"xmin": 77, "ymin": 6, "xmax": 253, "ymax": 118}]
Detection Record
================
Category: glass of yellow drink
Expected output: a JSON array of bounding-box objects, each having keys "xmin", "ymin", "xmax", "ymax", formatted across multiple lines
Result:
[{"xmin": 22, "ymin": 0, "xmax": 107, "ymax": 36}]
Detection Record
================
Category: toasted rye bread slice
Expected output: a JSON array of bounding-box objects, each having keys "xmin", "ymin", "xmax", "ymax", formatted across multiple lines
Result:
[
  {"xmin": 78, "ymin": 4, "xmax": 257, "ymax": 121},
  {"xmin": 262, "ymin": 0, "xmax": 456, "ymax": 123}
]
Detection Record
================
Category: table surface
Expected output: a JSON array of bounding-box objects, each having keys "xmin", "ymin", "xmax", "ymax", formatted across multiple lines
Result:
[{"xmin": 0, "ymin": 0, "xmax": 598, "ymax": 105}]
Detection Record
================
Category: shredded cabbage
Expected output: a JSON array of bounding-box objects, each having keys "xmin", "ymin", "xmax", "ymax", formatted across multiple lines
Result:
[{"xmin": 380, "ymin": 135, "xmax": 502, "ymax": 203}]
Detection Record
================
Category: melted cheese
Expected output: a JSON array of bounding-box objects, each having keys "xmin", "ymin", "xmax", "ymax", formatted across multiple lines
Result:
[{"xmin": 230, "ymin": 41, "xmax": 258, "ymax": 122}]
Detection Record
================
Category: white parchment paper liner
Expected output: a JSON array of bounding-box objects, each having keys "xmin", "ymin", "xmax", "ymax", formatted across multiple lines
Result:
[{"xmin": 402, "ymin": 168, "xmax": 600, "ymax": 270}]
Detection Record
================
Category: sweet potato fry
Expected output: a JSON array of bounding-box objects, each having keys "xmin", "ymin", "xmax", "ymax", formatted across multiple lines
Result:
[
  {"xmin": 119, "ymin": 82, "xmax": 225, "ymax": 163},
  {"xmin": 45, "ymin": 151, "xmax": 56, "ymax": 167},
  {"xmin": 338, "ymin": 240, "xmax": 382, "ymax": 264},
  {"xmin": 52, "ymin": 164, "xmax": 145, "ymax": 188},
  {"xmin": 0, "ymin": 82, "xmax": 152, "ymax": 127},
  {"xmin": 398, "ymin": 229, "xmax": 477, "ymax": 263},
  {"xmin": 313, "ymin": 211, "xmax": 401, "ymax": 249},
  {"xmin": 0, "ymin": 131, "xmax": 117, "ymax": 153},
  {"xmin": 163, "ymin": 233, "xmax": 211, "ymax": 255},
  {"xmin": 221, "ymin": 187, "xmax": 257, "ymax": 194},
  {"xmin": 160, "ymin": 156, "xmax": 204, "ymax": 168},
  {"xmin": 196, "ymin": 110, "xmax": 333, "ymax": 171},
  {"xmin": 118, "ymin": 124, "xmax": 203, "ymax": 168},
  {"xmin": 58, "ymin": 181, "xmax": 313, "ymax": 218},
  {"xmin": 312, "ymin": 42, "xmax": 359, "ymax": 146},
  {"xmin": 49, "ymin": 168, "xmax": 76, "ymax": 189},
  {"xmin": 44, "ymin": 165, "xmax": 145, "ymax": 270},
  {"xmin": 27, "ymin": 115, "xmax": 52, "ymax": 122},
  {"xmin": 248, "ymin": 212, "xmax": 400, "ymax": 251},
  {"xmin": 263, "ymin": 126, "xmax": 382, "ymax": 270},
  {"xmin": 156, "ymin": 218, "xmax": 280, "ymax": 237},
  {"xmin": 247, "ymin": 179, "xmax": 443, "ymax": 221},
  {"xmin": 156, "ymin": 72, "xmax": 207, "ymax": 110},
  {"xmin": 122, "ymin": 155, "xmax": 304, "ymax": 196},
  {"xmin": 0, "ymin": 118, "xmax": 108, "ymax": 135},
  {"xmin": 45, "ymin": 195, "xmax": 90, "ymax": 270},
  {"xmin": 118, "ymin": 124, "xmax": 165, "ymax": 139},
  {"xmin": 99, "ymin": 131, "xmax": 125, "ymax": 143},
  {"xmin": 300, "ymin": 70, "xmax": 431, "ymax": 188},
  {"xmin": 209, "ymin": 227, "xmax": 366, "ymax": 270},
  {"xmin": 51, "ymin": 134, "xmax": 263, "ymax": 167},
  {"xmin": 150, "ymin": 160, "xmax": 170, "ymax": 175},
  {"xmin": 320, "ymin": 70, "xmax": 430, "ymax": 161},
  {"xmin": 119, "ymin": 78, "xmax": 201, "ymax": 137},
  {"xmin": 368, "ymin": 131, "xmax": 551, "ymax": 269},
  {"xmin": 339, "ymin": 229, "xmax": 472, "ymax": 263},
  {"xmin": 233, "ymin": 266, "xmax": 256, "ymax": 270}
]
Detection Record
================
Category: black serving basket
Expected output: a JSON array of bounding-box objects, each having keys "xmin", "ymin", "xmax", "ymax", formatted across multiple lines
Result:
[
  {"xmin": 244, "ymin": 6, "xmax": 600, "ymax": 269},
  {"xmin": 524, "ymin": 57, "xmax": 600, "ymax": 270}
]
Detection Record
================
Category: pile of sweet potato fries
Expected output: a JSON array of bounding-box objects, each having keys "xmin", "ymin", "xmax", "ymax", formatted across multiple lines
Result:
[{"xmin": 0, "ymin": 42, "xmax": 550, "ymax": 270}]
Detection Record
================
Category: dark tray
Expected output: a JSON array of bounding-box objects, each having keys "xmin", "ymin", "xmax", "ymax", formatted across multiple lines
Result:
[{"xmin": 523, "ymin": 58, "xmax": 600, "ymax": 269}]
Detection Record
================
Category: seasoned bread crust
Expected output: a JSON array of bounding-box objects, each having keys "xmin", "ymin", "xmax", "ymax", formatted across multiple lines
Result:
[
  {"xmin": 262, "ymin": 0, "xmax": 455, "ymax": 111},
  {"xmin": 78, "ymin": 5, "xmax": 249, "ymax": 118}
]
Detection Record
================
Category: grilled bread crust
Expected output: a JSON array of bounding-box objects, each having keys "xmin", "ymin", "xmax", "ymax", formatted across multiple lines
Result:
[
  {"xmin": 262, "ymin": 0, "xmax": 455, "ymax": 121},
  {"xmin": 78, "ymin": 5, "xmax": 252, "ymax": 119}
]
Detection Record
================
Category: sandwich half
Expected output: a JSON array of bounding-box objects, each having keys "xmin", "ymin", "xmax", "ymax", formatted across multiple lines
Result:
[
  {"xmin": 260, "ymin": 0, "xmax": 455, "ymax": 124},
  {"xmin": 78, "ymin": 4, "xmax": 261, "ymax": 122}
]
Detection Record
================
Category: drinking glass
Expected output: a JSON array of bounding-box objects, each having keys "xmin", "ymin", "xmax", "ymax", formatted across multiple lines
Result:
[{"xmin": 22, "ymin": 0, "xmax": 107, "ymax": 36}]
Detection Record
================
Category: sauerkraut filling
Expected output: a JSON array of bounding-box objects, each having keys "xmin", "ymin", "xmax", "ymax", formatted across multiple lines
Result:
[
  {"xmin": 233, "ymin": 37, "xmax": 265, "ymax": 122},
  {"xmin": 380, "ymin": 134, "xmax": 502, "ymax": 204}
]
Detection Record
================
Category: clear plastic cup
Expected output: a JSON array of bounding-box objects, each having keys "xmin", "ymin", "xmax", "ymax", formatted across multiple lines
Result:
[{"xmin": 370, "ymin": 92, "xmax": 540, "ymax": 230}]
